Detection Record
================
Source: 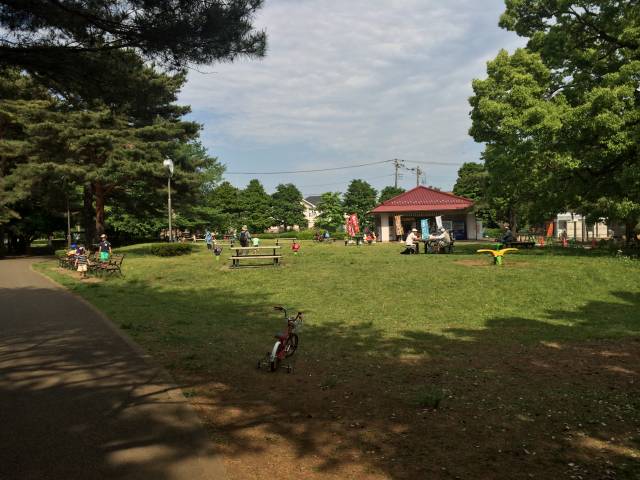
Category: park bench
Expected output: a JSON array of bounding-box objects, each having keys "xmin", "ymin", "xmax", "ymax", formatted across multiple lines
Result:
[
  {"xmin": 501, "ymin": 233, "xmax": 536, "ymax": 249},
  {"xmin": 275, "ymin": 238, "xmax": 297, "ymax": 246},
  {"xmin": 90, "ymin": 253, "xmax": 125, "ymax": 276},
  {"xmin": 501, "ymin": 241, "xmax": 535, "ymax": 249},
  {"xmin": 424, "ymin": 236, "xmax": 455, "ymax": 254},
  {"xmin": 230, "ymin": 246, "xmax": 282, "ymax": 268}
]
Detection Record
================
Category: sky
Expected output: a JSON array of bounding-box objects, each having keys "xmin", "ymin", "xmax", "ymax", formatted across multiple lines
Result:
[{"xmin": 178, "ymin": 0, "xmax": 525, "ymax": 197}]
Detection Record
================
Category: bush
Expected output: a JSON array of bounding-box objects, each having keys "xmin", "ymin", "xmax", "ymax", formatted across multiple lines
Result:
[
  {"xmin": 149, "ymin": 243, "xmax": 193, "ymax": 257},
  {"xmin": 483, "ymin": 227, "xmax": 502, "ymax": 239}
]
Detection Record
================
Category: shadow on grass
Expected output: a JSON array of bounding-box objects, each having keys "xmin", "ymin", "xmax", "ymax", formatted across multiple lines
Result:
[
  {"xmin": 7, "ymin": 269, "xmax": 640, "ymax": 479},
  {"xmin": 91, "ymin": 280, "xmax": 639, "ymax": 479}
]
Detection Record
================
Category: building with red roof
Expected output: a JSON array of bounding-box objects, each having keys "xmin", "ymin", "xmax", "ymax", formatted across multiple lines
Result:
[{"xmin": 370, "ymin": 186, "xmax": 481, "ymax": 241}]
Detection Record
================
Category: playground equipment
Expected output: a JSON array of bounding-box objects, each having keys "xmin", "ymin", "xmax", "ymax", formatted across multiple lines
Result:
[{"xmin": 476, "ymin": 247, "xmax": 519, "ymax": 265}]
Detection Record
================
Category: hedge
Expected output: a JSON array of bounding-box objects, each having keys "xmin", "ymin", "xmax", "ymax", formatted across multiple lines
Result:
[
  {"xmin": 149, "ymin": 243, "xmax": 193, "ymax": 257},
  {"xmin": 257, "ymin": 230, "xmax": 346, "ymax": 240}
]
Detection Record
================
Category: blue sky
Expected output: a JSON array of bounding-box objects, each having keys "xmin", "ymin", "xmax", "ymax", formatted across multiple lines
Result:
[{"xmin": 178, "ymin": 0, "xmax": 524, "ymax": 196}]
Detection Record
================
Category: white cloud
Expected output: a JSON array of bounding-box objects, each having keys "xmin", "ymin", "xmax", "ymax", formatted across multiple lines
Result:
[{"xmin": 179, "ymin": 0, "xmax": 524, "ymax": 193}]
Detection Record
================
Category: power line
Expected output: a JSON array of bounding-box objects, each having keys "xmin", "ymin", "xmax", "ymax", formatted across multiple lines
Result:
[
  {"xmin": 403, "ymin": 160, "xmax": 464, "ymax": 166},
  {"xmin": 225, "ymin": 159, "xmax": 392, "ymax": 175},
  {"xmin": 299, "ymin": 173, "xmax": 395, "ymax": 190}
]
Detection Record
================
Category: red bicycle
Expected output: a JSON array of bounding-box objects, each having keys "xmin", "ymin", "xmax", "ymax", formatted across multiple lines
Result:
[{"xmin": 258, "ymin": 306, "xmax": 303, "ymax": 373}]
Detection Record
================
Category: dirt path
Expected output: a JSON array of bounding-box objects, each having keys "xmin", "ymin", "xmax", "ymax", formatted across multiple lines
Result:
[{"xmin": 0, "ymin": 258, "xmax": 226, "ymax": 480}]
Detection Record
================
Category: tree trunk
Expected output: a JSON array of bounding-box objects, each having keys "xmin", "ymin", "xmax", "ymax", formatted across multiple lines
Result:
[
  {"xmin": 83, "ymin": 183, "xmax": 96, "ymax": 246},
  {"xmin": 508, "ymin": 207, "xmax": 518, "ymax": 233},
  {"xmin": 625, "ymin": 222, "xmax": 634, "ymax": 245},
  {"xmin": 0, "ymin": 226, "xmax": 5, "ymax": 256},
  {"xmin": 94, "ymin": 183, "xmax": 106, "ymax": 237}
]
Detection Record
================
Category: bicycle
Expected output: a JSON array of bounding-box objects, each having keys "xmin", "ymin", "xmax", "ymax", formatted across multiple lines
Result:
[{"xmin": 258, "ymin": 306, "xmax": 303, "ymax": 373}]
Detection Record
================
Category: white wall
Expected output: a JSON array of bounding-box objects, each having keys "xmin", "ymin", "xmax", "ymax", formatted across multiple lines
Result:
[
  {"xmin": 380, "ymin": 214, "xmax": 390, "ymax": 242},
  {"xmin": 465, "ymin": 213, "xmax": 477, "ymax": 240}
]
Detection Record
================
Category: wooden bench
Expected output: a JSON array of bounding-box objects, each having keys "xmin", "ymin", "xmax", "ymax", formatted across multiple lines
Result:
[
  {"xmin": 502, "ymin": 241, "xmax": 535, "ymax": 249},
  {"xmin": 230, "ymin": 246, "xmax": 282, "ymax": 268}
]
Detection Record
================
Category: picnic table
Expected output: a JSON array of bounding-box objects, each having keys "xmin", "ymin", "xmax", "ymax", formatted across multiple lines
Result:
[
  {"xmin": 230, "ymin": 245, "xmax": 282, "ymax": 268},
  {"xmin": 501, "ymin": 233, "xmax": 536, "ymax": 249}
]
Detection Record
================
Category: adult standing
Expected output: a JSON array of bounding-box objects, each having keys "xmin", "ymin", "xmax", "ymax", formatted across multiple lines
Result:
[
  {"xmin": 205, "ymin": 230, "xmax": 213, "ymax": 250},
  {"xmin": 98, "ymin": 234, "xmax": 112, "ymax": 262},
  {"xmin": 239, "ymin": 225, "xmax": 251, "ymax": 248}
]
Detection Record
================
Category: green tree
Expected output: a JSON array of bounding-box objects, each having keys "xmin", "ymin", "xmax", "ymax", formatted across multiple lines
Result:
[
  {"xmin": 315, "ymin": 192, "xmax": 344, "ymax": 231},
  {"xmin": 1, "ymin": 68, "xmax": 208, "ymax": 243},
  {"xmin": 108, "ymin": 140, "xmax": 224, "ymax": 241},
  {"xmin": 452, "ymin": 162, "xmax": 498, "ymax": 228},
  {"xmin": 378, "ymin": 186, "xmax": 405, "ymax": 204},
  {"xmin": 271, "ymin": 183, "xmax": 305, "ymax": 230},
  {"xmin": 0, "ymin": 1, "xmax": 266, "ymax": 101},
  {"xmin": 343, "ymin": 179, "xmax": 377, "ymax": 228},
  {"xmin": 208, "ymin": 181, "xmax": 241, "ymax": 232},
  {"xmin": 471, "ymin": 1, "xmax": 640, "ymax": 234},
  {"xmin": 239, "ymin": 179, "xmax": 272, "ymax": 232}
]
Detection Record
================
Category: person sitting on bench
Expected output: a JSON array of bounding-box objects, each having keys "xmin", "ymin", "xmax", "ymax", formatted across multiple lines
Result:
[
  {"xmin": 401, "ymin": 228, "xmax": 419, "ymax": 254},
  {"xmin": 500, "ymin": 224, "xmax": 515, "ymax": 244},
  {"xmin": 427, "ymin": 227, "xmax": 451, "ymax": 253}
]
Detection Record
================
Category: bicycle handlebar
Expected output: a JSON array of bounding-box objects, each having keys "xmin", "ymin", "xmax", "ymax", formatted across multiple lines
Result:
[{"xmin": 273, "ymin": 306, "xmax": 303, "ymax": 321}]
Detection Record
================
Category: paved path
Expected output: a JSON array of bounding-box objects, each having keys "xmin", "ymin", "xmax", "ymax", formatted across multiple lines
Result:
[{"xmin": 0, "ymin": 258, "xmax": 226, "ymax": 480}]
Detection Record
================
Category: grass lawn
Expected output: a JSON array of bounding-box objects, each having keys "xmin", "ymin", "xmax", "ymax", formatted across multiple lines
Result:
[{"xmin": 37, "ymin": 241, "xmax": 640, "ymax": 479}]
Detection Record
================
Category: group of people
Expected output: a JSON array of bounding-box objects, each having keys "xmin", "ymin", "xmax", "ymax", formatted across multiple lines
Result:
[
  {"xmin": 313, "ymin": 231, "xmax": 332, "ymax": 242},
  {"xmin": 65, "ymin": 233, "xmax": 112, "ymax": 278},
  {"xmin": 402, "ymin": 227, "xmax": 451, "ymax": 254},
  {"xmin": 204, "ymin": 226, "xmax": 262, "ymax": 255}
]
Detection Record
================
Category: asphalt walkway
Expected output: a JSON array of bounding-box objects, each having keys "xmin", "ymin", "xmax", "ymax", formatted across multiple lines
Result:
[{"xmin": 0, "ymin": 258, "xmax": 226, "ymax": 480}]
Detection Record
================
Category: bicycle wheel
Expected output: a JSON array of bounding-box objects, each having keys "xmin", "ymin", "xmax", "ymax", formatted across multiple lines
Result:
[
  {"xmin": 270, "ymin": 341, "xmax": 282, "ymax": 371},
  {"xmin": 284, "ymin": 334, "xmax": 298, "ymax": 358}
]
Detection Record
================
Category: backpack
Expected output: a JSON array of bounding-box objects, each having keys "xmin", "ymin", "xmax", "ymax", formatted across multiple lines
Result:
[{"xmin": 240, "ymin": 230, "xmax": 249, "ymax": 242}]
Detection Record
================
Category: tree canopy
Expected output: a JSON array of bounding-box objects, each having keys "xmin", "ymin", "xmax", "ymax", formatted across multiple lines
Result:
[
  {"xmin": 271, "ymin": 183, "xmax": 305, "ymax": 230},
  {"xmin": 470, "ymin": 0, "xmax": 640, "ymax": 233},
  {"xmin": 378, "ymin": 186, "xmax": 405, "ymax": 204},
  {"xmin": 0, "ymin": 1, "xmax": 266, "ymax": 101},
  {"xmin": 315, "ymin": 192, "xmax": 344, "ymax": 231},
  {"xmin": 343, "ymin": 179, "xmax": 377, "ymax": 228}
]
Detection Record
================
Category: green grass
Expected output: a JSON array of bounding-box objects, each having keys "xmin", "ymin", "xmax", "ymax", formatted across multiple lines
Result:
[{"xmin": 37, "ymin": 241, "xmax": 640, "ymax": 372}]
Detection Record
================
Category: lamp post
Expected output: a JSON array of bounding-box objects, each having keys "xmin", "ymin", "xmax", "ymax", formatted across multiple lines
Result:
[{"xmin": 163, "ymin": 158, "xmax": 174, "ymax": 242}]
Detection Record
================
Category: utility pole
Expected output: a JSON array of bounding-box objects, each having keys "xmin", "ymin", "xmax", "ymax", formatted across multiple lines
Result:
[
  {"xmin": 393, "ymin": 159, "xmax": 405, "ymax": 188},
  {"xmin": 415, "ymin": 166, "xmax": 423, "ymax": 187},
  {"xmin": 163, "ymin": 158, "xmax": 174, "ymax": 242}
]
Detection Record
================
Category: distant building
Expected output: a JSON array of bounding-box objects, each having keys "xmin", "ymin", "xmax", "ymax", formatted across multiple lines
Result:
[
  {"xmin": 302, "ymin": 196, "xmax": 322, "ymax": 229},
  {"xmin": 554, "ymin": 213, "xmax": 611, "ymax": 240},
  {"xmin": 370, "ymin": 186, "xmax": 481, "ymax": 241}
]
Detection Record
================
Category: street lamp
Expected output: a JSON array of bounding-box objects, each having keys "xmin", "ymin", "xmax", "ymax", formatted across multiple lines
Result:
[{"xmin": 163, "ymin": 157, "xmax": 174, "ymax": 242}]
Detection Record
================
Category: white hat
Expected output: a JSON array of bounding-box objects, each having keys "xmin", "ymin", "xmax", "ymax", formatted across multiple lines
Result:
[{"xmin": 411, "ymin": 228, "xmax": 418, "ymax": 232}]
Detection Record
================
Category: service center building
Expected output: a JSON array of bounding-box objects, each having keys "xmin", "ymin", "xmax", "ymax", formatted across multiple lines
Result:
[{"xmin": 371, "ymin": 186, "xmax": 481, "ymax": 241}]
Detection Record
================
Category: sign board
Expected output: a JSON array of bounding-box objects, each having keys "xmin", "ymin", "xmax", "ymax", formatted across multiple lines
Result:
[
  {"xmin": 420, "ymin": 218, "xmax": 429, "ymax": 235},
  {"xmin": 394, "ymin": 215, "xmax": 403, "ymax": 236},
  {"xmin": 435, "ymin": 216, "xmax": 443, "ymax": 229}
]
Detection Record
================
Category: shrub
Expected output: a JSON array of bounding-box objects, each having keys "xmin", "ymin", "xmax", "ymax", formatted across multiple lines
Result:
[
  {"xmin": 413, "ymin": 386, "xmax": 446, "ymax": 409},
  {"xmin": 483, "ymin": 227, "xmax": 502, "ymax": 239},
  {"xmin": 149, "ymin": 243, "xmax": 192, "ymax": 257}
]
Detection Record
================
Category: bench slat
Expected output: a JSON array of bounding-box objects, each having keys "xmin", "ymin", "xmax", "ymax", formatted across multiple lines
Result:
[{"xmin": 230, "ymin": 255, "xmax": 282, "ymax": 259}]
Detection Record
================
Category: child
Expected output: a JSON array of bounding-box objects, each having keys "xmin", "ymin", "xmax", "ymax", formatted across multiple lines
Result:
[
  {"xmin": 75, "ymin": 246, "xmax": 89, "ymax": 279},
  {"xmin": 292, "ymin": 240, "xmax": 300, "ymax": 255},
  {"xmin": 251, "ymin": 236, "xmax": 260, "ymax": 254},
  {"xmin": 213, "ymin": 245, "xmax": 223, "ymax": 261}
]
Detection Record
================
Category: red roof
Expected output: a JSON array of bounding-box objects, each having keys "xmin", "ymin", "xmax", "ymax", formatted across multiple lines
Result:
[{"xmin": 371, "ymin": 186, "xmax": 474, "ymax": 213}]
